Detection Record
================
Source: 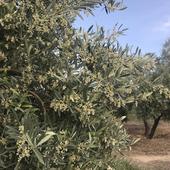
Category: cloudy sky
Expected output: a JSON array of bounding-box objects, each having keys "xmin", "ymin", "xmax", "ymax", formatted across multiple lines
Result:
[{"xmin": 73, "ymin": 0, "xmax": 170, "ymax": 55}]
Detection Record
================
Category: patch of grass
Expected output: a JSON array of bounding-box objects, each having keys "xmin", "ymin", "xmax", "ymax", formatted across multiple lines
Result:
[{"xmin": 112, "ymin": 159, "xmax": 140, "ymax": 170}]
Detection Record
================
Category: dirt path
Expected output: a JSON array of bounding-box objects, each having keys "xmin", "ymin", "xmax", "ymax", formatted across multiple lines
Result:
[
  {"xmin": 128, "ymin": 154, "xmax": 170, "ymax": 170},
  {"xmin": 130, "ymin": 154, "xmax": 170, "ymax": 163},
  {"xmin": 125, "ymin": 121, "xmax": 170, "ymax": 170}
]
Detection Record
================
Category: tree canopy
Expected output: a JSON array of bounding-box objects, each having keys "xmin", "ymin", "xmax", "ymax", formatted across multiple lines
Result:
[{"xmin": 0, "ymin": 0, "xmax": 161, "ymax": 169}]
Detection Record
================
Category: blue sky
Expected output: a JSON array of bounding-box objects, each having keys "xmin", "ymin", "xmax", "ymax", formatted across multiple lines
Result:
[{"xmin": 73, "ymin": 0, "xmax": 170, "ymax": 55}]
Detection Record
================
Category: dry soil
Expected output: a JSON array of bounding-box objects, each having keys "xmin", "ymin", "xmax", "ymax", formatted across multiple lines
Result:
[{"xmin": 125, "ymin": 121, "xmax": 170, "ymax": 170}]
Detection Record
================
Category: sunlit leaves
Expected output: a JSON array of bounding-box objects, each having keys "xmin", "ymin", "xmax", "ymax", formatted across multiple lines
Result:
[{"xmin": 0, "ymin": 0, "xmax": 149, "ymax": 169}]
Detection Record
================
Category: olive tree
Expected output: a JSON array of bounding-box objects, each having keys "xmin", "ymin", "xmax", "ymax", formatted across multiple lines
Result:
[
  {"xmin": 133, "ymin": 54, "xmax": 170, "ymax": 139},
  {"xmin": 0, "ymin": 1, "xmax": 145, "ymax": 169}
]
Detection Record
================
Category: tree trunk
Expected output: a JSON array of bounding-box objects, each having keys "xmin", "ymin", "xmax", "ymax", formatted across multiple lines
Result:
[
  {"xmin": 148, "ymin": 113, "xmax": 163, "ymax": 139},
  {"xmin": 143, "ymin": 118, "xmax": 150, "ymax": 137}
]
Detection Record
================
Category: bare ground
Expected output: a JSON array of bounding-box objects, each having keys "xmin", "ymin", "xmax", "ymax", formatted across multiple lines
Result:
[{"xmin": 124, "ymin": 121, "xmax": 170, "ymax": 170}]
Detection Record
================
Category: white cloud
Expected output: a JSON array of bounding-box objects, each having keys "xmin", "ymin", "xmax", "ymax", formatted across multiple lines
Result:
[
  {"xmin": 153, "ymin": 18, "xmax": 170, "ymax": 32},
  {"xmin": 163, "ymin": 20, "xmax": 170, "ymax": 28}
]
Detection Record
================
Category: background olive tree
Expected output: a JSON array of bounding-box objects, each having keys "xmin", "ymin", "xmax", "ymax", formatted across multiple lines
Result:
[{"xmin": 131, "ymin": 42, "xmax": 170, "ymax": 139}]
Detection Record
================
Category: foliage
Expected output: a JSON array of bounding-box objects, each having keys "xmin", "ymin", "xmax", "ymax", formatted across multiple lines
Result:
[
  {"xmin": 155, "ymin": 38, "xmax": 170, "ymax": 88},
  {"xmin": 136, "ymin": 83, "xmax": 170, "ymax": 120},
  {"xmin": 0, "ymin": 0, "xmax": 150, "ymax": 169},
  {"xmin": 132, "ymin": 54, "xmax": 170, "ymax": 138},
  {"xmin": 161, "ymin": 38, "xmax": 170, "ymax": 64},
  {"xmin": 109, "ymin": 159, "xmax": 140, "ymax": 170}
]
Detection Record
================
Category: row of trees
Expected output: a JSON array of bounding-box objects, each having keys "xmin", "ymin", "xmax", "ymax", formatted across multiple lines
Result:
[{"xmin": 0, "ymin": 0, "xmax": 170, "ymax": 169}]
